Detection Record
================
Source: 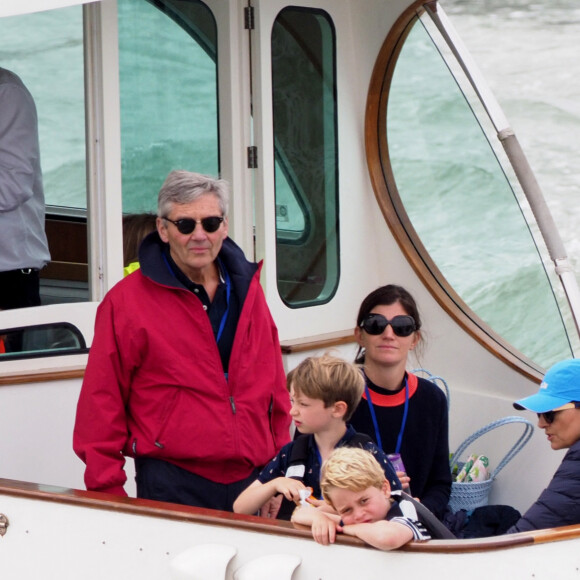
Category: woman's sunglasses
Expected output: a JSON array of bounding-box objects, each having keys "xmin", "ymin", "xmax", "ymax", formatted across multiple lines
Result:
[
  {"xmin": 359, "ymin": 313, "xmax": 417, "ymax": 337},
  {"xmin": 163, "ymin": 216, "xmax": 224, "ymax": 235},
  {"xmin": 537, "ymin": 402, "xmax": 580, "ymax": 424}
]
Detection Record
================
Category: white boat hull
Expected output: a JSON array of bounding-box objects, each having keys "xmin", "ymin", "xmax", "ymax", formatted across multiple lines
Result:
[{"xmin": 1, "ymin": 481, "xmax": 580, "ymax": 579}]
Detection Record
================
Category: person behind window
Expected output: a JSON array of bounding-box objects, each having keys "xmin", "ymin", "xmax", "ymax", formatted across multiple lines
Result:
[
  {"xmin": 0, "ymin": 67, "xmax": 50, "ymax": 310},
  {"xmin": 73, "ymin": 170, "xmax": 291, "ymax": 511},
  {"xmin": 349, "ymin": 284, "xmax": 451, "ymax": 519},
  {"xmin": 507, "ymin": 358, "xmax": 580, "ymax": 532},
  {"xmin": 122, "ymin": 213, "xmax": 157, "ymax": 276}
]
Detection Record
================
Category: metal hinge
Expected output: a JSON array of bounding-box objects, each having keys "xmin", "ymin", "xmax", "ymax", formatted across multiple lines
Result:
[
  {"xmin": 0, "ymin": 514, "xmax": 9, "ymax": 537},
  {"xmin": 247, "ymin": 146, "xmax": 258, "ymax": 168},
  {"xmin": 244, "ymin": 6, "xmax": 254, "ymax": 30}
]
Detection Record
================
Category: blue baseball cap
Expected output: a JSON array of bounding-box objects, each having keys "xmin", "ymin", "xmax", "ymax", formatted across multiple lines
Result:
[{"xmin": 514, "ymin": 359, "xmax": 580, "ymax": 413}]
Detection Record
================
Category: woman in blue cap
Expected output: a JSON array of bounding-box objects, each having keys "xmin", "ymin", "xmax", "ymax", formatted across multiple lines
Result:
[{"xmin": 507, "ymin": 358, "xmax": 580, "ymax": 533}]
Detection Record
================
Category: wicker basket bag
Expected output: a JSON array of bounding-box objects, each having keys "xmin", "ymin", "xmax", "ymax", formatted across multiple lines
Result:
[{"xmin": 448, "ymin": 416, "xmax": 534, "ymax": 513}]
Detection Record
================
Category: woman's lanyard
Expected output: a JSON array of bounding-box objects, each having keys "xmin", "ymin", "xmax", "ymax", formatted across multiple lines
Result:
[
  {"xmin": 364, "ymin": 375, "xmax": 409, "ymax": 454},
  {"xmin": 215, "ymin": 258, "xmax": 231, "ymax": 345}
]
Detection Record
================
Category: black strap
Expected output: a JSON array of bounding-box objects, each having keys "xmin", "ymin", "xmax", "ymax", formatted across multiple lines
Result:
[
  {"xmin": 285, "ymin": 433, "xmax": 311, "ymax": 480},
  {"xmin": 276, "ymin": 434, "xmax": 312, "ymax": 520},
  {"xmin": 399, "ymin": 491, "xmax": 456, "ymax": 539}
]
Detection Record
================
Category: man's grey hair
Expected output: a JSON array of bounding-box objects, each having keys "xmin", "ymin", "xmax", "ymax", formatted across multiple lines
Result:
[{"xmin": 157, "ymin": 170, "xmax": 230, "ymax": 218}]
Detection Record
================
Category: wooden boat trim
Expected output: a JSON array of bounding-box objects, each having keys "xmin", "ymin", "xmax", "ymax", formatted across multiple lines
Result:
[
  {"xmin": 2, "ymin": 477, "xmax": 579, "ymax": 554},
  {"xmin": 0, "ymin": 332, "xmax": 358, "ymax": 384},
  {"xmin": 364, "ymin": 0, "xmax": 543, "ymax": 382},
  {"xmin": 0, "ymin": 477, "xmax": 337, "ymax": 543},
  {"xmin": 0, "ymin": 367, "xmax": 85, "ymax": 387},
  {"xmin": 280, "ymin": 329, "xmax": 356, "ymax": 354}
]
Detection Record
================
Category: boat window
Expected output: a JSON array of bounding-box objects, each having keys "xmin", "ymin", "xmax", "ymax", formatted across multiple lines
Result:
[
  {"xmin": 0, "ymin": 6, "xmax": 89, "ymax": 308},
  {"xmin": 0, "ymin": 1, "xmax": 219, "ymax": 361},
  {"xmin": 272, "ymin": 8, "xmax": 339, "ymax": 307},
  {"xmin": 0, "ymin": 7, "xmax": 87, "ymax": 212},
  {"xmin": 0, "ymin": 323, "xmax": 87, "ymax": 361},
  {"xmin": 118, "ymin": 0, "xmax": 218, "ymax": 214},
  {"xmin": 367, "ymin": 9, "xmax": 573, "ymax": 370}
]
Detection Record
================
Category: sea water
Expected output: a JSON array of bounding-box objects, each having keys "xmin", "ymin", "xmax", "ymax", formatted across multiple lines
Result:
[
  {"xmin": 443, "ymin": 0, "xmax": 580, "ymax": 275},
  {"xmin": 439, "ymin": 0, "xmax": 580, "ymax": 364}
]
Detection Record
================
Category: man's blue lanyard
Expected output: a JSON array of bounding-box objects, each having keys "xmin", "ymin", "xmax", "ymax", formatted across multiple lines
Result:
[
  {"xmin": 364, "ymin": 374, "xmax": 409, "ymax": 454},
  {"xmin": 215, "ymin": 258, "xmax": 231, "ymax": 345}
]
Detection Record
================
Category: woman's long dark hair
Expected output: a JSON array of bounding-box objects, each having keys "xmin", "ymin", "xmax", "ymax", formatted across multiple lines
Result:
[{"xmin": 355, "ymin": 285, "xmax": 422, "ymax": 364}]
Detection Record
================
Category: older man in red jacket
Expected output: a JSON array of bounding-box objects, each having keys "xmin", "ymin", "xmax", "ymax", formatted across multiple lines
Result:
[{"xmin": 74, "ymin": 170, "xmax": 290, "ymax": 511}]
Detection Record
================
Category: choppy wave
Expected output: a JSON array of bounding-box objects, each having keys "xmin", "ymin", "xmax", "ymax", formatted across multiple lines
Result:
[{"xmin": 443, "ymin": 0, "xmax": 580, "ymax": 276}]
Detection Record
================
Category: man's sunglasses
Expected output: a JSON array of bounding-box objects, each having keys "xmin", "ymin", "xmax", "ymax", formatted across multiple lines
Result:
[
  {"xmin": 537, "ymin": 402, "xmax": 580, "ymax": 424},
  {"xmin": 359, "ymin": 313, "xmax": 417, "ymax": 337},
  {"xmin": 163, "ymin": 216, "xmax": 224, "ymax": 235}
]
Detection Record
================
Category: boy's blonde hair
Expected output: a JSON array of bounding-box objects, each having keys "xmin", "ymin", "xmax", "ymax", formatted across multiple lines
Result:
[
  {"xmin": 320, "ymin": 447, "xmax": 386, "ymax": 504},
  {"xmin": 286, "ymin": 354, "xmax": 364, "ymax": 422}
]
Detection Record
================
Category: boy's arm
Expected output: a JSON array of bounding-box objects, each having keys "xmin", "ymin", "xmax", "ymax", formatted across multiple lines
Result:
[
  {"xmin": 291, "ymin": 504, "xmax": 342, "ymax": 545},
  {"xmin": 233, "ymin": 477, "xmax": 306, "ymax": 515},
  {"xmin": 341, "ymin": 520, "xmax": 414, "ymax": 550}
]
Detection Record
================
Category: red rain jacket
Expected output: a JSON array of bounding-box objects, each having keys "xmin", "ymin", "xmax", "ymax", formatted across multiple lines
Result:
[{"xmin": 73, "ymin": 236, "xmax": 290, "ymax": 495}]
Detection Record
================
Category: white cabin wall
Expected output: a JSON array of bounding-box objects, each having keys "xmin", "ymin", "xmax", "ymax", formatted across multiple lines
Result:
[
  {"xmin": 262, "ymin": 0, "xmax": 559, "ymax": 513},
  {"xmin": 249, "ymin": 0, "xmax": 277, "ymax": 302},
  {"xmin": 0, "ymin": 379, "xmax": 85, "ymax": 489}
]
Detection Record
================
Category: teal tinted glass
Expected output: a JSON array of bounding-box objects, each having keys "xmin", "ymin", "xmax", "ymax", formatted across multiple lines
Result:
[
  {"xmin": 118, "ymin": 0, "xmax": 218, "ymax": 214},
  {"xmin": 272, "ymin": 8, "xmax": 339, "ymax": 307},
  {"xmin": 0, "ymin": 7, "xmax": 89, "ymax": 311},
  {"xmin": 0, "ymin": 323, "xmax": 87, "ymax": 361},
  {"xmin": 385, "ymin": 19, "xmax": 572, "ymax": 368},
  {"xmin": 0, "ymin": 6, "xmax": 86, "ymax": 210}
]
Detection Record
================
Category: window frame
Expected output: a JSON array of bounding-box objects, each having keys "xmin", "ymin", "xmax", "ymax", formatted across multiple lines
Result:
[
  {"xmin": 271, "ymin": 6, "xmax": 340, "ymax": 309},
  {"xmin": 364, "ymin": 0, "xmax": 546, "ymax": 379}
]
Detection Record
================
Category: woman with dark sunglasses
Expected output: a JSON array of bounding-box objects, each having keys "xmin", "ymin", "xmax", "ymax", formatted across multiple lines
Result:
[
  {"xmin": 349, "ymin": 285, "xmax": 452, "ymax": 520},
  {"xmin": 507, "ymin": 359, "xmax": 580, "ymax": 533}
]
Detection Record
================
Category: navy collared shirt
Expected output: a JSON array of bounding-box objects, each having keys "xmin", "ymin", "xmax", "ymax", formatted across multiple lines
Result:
[
  {"xmin": 257, "ymin": 425, "xmax": 402, "ymax": 499},
  {"xmin": 163, "ymin": 247, "xmax": 239, "ymax": 372}
]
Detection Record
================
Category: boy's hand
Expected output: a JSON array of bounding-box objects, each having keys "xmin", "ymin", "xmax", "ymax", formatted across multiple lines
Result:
[
  {"xmin": 272, "ymin": 477, "xmax": 307, "ymax": 503},
  {"xmin": 259, "ymin": 494, "xmax": 282, "ymax": 518},
  {"xmin": 306, "ymin": 497, "xmax": 326, "ymax": 508},
  {"xmin": 311, "ymin": 510, "xmax": 340, "ymax": 545}
]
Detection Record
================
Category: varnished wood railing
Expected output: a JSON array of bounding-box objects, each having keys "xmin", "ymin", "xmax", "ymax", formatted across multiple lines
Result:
[
  {"xmin": 1, "ymin": 477, "xmax": 578, "ymax": 553},
  {"xmin": 280, "ymin": 329, "xmax": 355, "ymax": 354},
  {"xmin": 0, "ymin": 367, "xmax": 85, "ymax": 387}
]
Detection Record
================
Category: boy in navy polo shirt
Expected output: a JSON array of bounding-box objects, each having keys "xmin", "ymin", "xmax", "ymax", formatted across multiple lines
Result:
[
  {"xmin": 233, "ymin": 354, "xmax": 400, "ymax": 519},
  {"xmin": 292, "ymin": 447, "xmax": 439, "ymax": 549}
]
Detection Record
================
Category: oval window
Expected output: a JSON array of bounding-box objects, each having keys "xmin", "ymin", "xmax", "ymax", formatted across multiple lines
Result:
[{"xmin": 366, "ymin": 6, "xmax": 573, "ymax": 371}]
